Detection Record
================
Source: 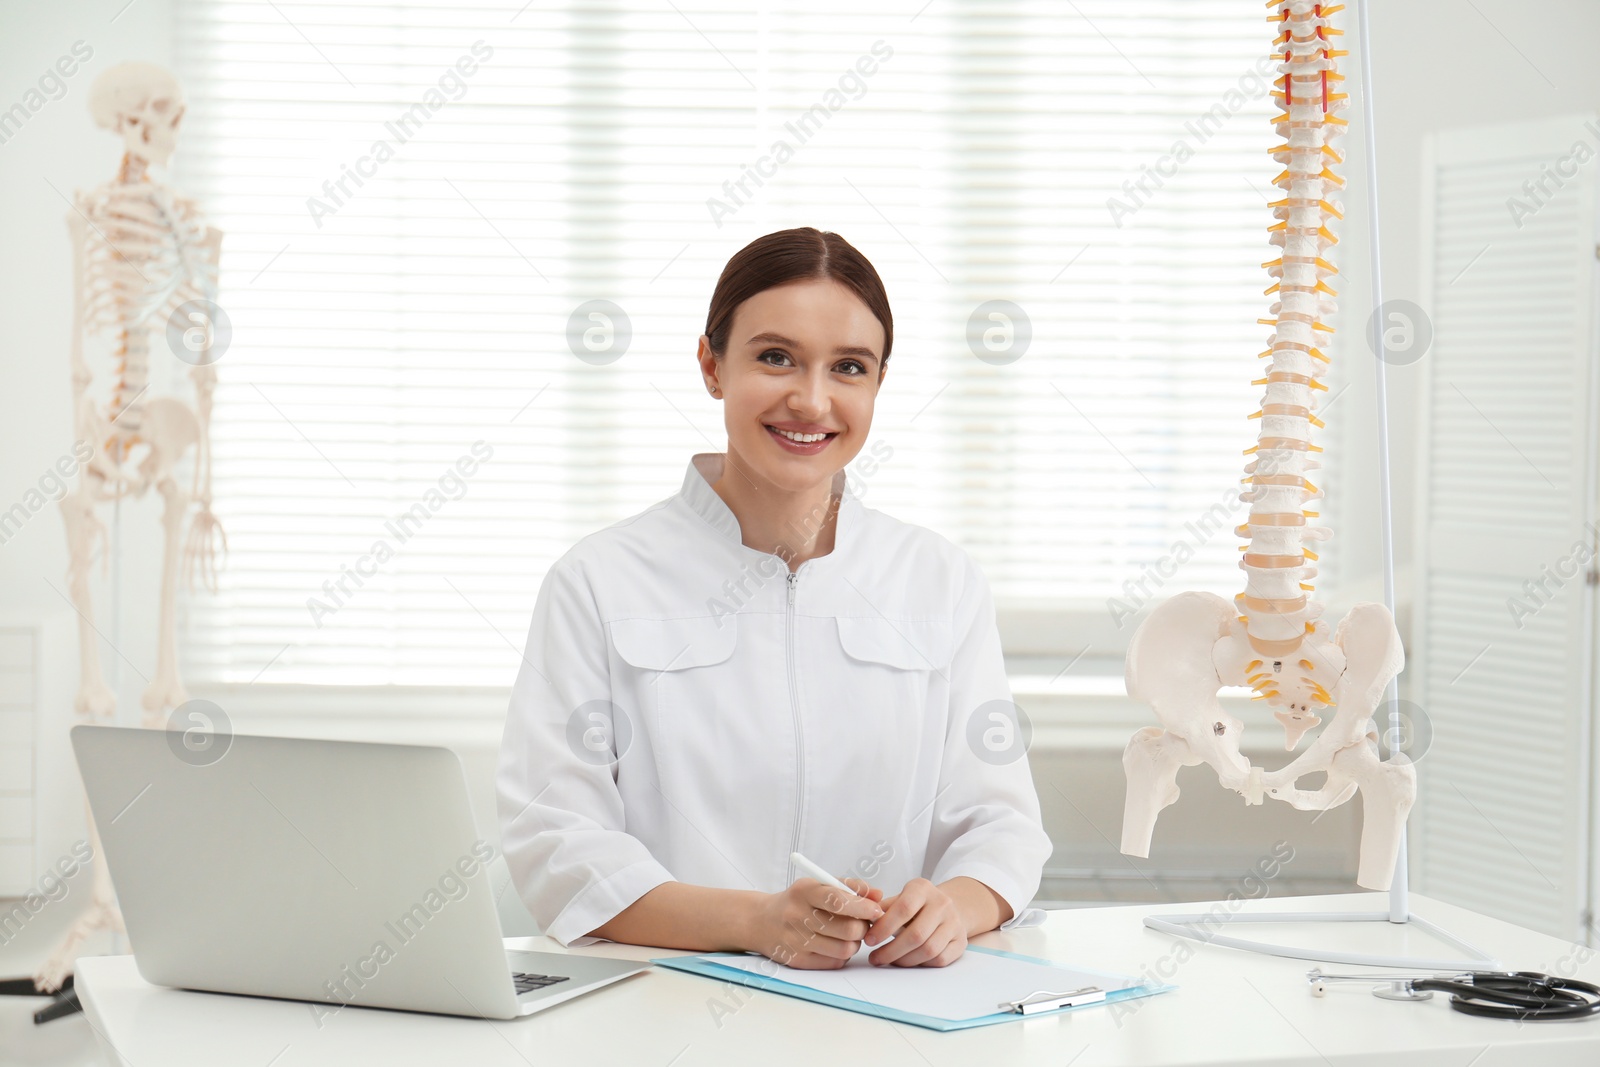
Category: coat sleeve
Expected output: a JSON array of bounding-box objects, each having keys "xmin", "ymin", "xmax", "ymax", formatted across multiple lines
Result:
[
  {"xmin": 922, "ymin": 548, "xmax": 1055, "ymax": 928},
  {"xmin": 496, "ymin": 560, "xmax": 675, "ymax": 947}
]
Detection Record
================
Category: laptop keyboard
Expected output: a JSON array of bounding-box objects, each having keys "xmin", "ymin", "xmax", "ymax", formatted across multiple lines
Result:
[{"xmin": 512, "ymin": 971, "xmax": 571, "ymax": 995}]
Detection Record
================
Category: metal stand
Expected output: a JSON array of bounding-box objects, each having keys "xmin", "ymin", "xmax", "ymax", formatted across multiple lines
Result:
[
  {"xmin": 0, "ymin": 975, "xmax": 81, "ymax": 1024},
  {"xmin": 1143, "ymin": 910, "xmax": 1500, "ymax": 972},
  {"xmin": 1140, "ymin": 0, "xmax": 1499, "ymax": 974}
]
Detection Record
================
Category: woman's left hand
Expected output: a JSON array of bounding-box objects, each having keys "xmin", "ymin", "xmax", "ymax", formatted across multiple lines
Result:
[{"xmin": 861, "ymin": 878, "xmax": 968, "ymax": 967}]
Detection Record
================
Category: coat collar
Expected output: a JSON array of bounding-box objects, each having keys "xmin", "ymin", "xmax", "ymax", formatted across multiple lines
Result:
[{"xmin": 680, "ymin": 451, "xmax": 858, "ymax": 562}]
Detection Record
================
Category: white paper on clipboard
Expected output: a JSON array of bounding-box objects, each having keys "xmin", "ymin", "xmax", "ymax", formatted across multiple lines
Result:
[{"xmin": 711, "ymin": 945, "xmax": 1140, "ymax": 1023}]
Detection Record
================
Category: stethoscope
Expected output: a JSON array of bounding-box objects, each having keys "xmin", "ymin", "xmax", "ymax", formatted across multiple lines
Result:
[{"xmin": 1307, "ymin": 968, "xmax": 1600, "ymax": 1021}]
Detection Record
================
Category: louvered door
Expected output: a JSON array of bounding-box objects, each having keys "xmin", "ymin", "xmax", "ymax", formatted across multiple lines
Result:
[{"xmin": 1411, "ymin": 115, "xmax": 1599, "ymax": 940}]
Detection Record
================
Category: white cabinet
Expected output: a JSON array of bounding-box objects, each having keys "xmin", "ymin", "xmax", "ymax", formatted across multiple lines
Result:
[
  {"xmin": 0, "ymin": 626, "xmax": 38, "ymax": 896},
  {"xmin": 1412, "ymin": 114, "xmax": 1600, "ymax": 941}
]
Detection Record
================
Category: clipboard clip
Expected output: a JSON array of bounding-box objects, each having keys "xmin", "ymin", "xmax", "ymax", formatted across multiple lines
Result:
[{"xmin": 1001, "ymin": 985, "xmax": 1106, "ymax": 1014}]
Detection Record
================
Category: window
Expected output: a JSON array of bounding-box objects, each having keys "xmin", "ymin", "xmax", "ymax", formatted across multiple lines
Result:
[{"xmin": 174, "ymin": 0, "xmax": 1342, "ymax": 686}]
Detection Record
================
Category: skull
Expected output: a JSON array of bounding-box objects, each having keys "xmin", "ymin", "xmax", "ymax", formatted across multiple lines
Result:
[{"xmin": 88, "ymin": 62, "xmax": 185, "ymax": 168}]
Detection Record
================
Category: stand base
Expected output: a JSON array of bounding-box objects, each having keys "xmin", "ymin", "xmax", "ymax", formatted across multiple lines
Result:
[
  {"xmin": 0, "ymin": 974, "xmax": 84, "ymax": 1024},
  {"xmin": 1142, "ymin": 909, "xmax": 1502, "ymax": 971}
]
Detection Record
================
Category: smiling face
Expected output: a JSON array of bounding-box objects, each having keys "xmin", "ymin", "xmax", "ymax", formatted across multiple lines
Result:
[{"xmin": 699, "ymin": 276, "xmax": 887, "ymax": 494}]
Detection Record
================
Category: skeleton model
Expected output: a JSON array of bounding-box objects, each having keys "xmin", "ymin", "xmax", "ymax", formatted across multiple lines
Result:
[
  {"xmin": 1119, "ymin": 0, "xmax": 1414, "ymax": 892},
  {"xmin": 37, "ymin": 61, "xmax": 225, "ymax": 992}
]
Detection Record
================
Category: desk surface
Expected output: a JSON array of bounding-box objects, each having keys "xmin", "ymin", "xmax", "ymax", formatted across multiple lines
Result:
[{"xmin": 75, "ymin": 892, "xmax": 1600, "ymax": 1067}]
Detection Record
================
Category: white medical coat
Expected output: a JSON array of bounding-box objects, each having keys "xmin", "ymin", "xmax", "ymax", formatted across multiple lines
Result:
[{"xmin": 496, "ymin": 451, "xmax": 1053, "ymax": 946}]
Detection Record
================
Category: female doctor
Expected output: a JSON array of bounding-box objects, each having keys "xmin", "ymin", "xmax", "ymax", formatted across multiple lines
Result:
[{"xmin": 497, "ymin": 227, "xmax": 1053, "ymax": 969}]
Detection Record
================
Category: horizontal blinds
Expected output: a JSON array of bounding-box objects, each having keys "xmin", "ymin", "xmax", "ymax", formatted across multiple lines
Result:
[{"xmin": 171, "ymin": 0, "xmax": 1340, "ymax": 686}]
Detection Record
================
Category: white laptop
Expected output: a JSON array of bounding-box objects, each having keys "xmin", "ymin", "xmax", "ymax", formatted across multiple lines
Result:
[{"xmin": 71, "ymin": 725, "xmax": 649, "ymax": 1020}]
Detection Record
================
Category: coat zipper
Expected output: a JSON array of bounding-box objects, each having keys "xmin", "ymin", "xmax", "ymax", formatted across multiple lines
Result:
[{"xmin": 785, "ymin": 568, "xmax": 804, "ymax": 885}]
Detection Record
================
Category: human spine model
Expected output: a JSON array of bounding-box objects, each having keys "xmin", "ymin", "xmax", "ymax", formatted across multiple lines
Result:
[
  {"xmin": 1119, "ymin": 1, "xmax": 1413, "ymax": 891},
  {"xmin": 37, "ymin": 62, "xmax": 225, "ymax": 992}
]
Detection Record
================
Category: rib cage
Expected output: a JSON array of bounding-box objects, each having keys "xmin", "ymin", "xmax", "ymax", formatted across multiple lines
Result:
[
  {"xmin": 81, "ymin": 178, "xmax": 216, "ymax": 335},
  {"xmin": 78, "ymin": 173, "xmax": 218, "ymax": 445}
]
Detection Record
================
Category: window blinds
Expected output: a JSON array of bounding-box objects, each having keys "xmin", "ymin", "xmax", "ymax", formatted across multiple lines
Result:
[{"xmin": 172, "ymin": 0, "xmax": 1343, "ymax": 687}]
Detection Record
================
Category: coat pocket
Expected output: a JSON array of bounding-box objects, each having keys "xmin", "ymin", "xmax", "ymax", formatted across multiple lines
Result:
[
  {"xmin": 608, "ymin": 615, "xmax": 738, "ymax": 672},
  {"xmin": 833, "ymin": 615, "xmax": 952, "ymax": 673},
  {"xmin": 604, "ymin": 614, "xmax": 764, "ymax": 823},
  {"xmin": 829, "ymin": 615, "xmax": 953, "ymax": 743}
]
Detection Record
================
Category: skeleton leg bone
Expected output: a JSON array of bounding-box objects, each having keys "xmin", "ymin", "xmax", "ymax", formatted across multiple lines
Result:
[
  {"xmin": 58, "ymin": 480, "xmax": 116, "ymax": 718},
  {"xmin": 138, "ymin": 397, "xmax": 199, "ymax": 720},
  {"xmin": 32, "ymin": 795, "xmax": 124, "ymax": 993},
  {"xmin": 1333, "ymin": 732, "xmax": 1417, "ymax": 891},
  {"xmin": 1121, "ymin": 726, "xmax": 1201, "ymax": 857}
]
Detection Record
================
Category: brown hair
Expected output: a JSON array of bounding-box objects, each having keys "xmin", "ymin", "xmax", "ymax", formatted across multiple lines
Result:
[{"xmin": 703, "ymin": 227, "xmax": 893, "ymax": 377}]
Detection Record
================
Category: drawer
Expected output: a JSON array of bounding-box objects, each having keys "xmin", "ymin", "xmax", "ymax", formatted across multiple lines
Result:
[
  {"xmin": 0, "ymin": 711, "xmax": 29, "ymax": 745},
  {"xmin": 0, "ymin": 796, "xmax": 32, "ymax": 840},
  {"xmin": 0, "ymin": 842, "xmax": 32, "ymax": 896},
  {"xmin": 0, "ymin": 747, "xmax": 30, "ymax": 790},
  {"xmin": 0, "ymin": 631, "xmax": 31, "ymax": 670},
  {"xmin": 0, "ymin": 668, "xmax": 32, "ymax": 705}
]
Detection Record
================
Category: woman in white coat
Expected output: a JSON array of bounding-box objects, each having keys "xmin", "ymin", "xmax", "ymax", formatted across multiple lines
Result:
[{"xmin": 497, "ymin": 227, "xmax": 1053, "ymax": 969}]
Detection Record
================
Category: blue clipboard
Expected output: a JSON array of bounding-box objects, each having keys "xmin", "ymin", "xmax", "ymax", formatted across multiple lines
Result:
[{"xmin": 651, "ymin": 944, "xmax": 1176, "ymax": 1032}]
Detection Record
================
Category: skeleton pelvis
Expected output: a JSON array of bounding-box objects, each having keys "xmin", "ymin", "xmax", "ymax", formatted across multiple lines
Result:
[
  {"xmin": 1120, "ymin": 591, "xmax": 1411, "ymax": 889},
  {"xmin": 101, "ymin": 396, "xmax": 200, "ymax": 492}
]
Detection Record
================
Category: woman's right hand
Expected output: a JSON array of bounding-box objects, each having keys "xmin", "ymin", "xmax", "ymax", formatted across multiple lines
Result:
[{"xmin": 744, "ymin": 877, "xmax": 885, "ymax": 968}]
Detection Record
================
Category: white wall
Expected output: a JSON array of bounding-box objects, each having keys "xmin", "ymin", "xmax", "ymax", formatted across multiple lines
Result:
[{"xmin": 1335, "ymin": 1, "xmax": 1600, "ymax": 649}]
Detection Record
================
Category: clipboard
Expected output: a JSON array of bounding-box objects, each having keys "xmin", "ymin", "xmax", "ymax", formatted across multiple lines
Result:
[{"xmin": 651, "ymin": 944, "xmax": 1175, "ymax": 1032}]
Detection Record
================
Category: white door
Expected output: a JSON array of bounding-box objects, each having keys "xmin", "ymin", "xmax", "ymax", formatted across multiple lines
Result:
[{"xmin": 1411, "ymin": 114, "xmax": 1599, "ymax": 941}]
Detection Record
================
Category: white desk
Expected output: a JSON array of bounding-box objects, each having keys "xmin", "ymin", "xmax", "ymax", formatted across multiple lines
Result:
[{"xmin": 74, "ymin": 892, "xmax": 1600, "ymax": 1066}]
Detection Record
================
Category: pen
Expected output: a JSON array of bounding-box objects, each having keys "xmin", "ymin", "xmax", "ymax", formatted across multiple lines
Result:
[{"xmin": 790, "ymin": 851, "xmax": 858, "ymax": 896}]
